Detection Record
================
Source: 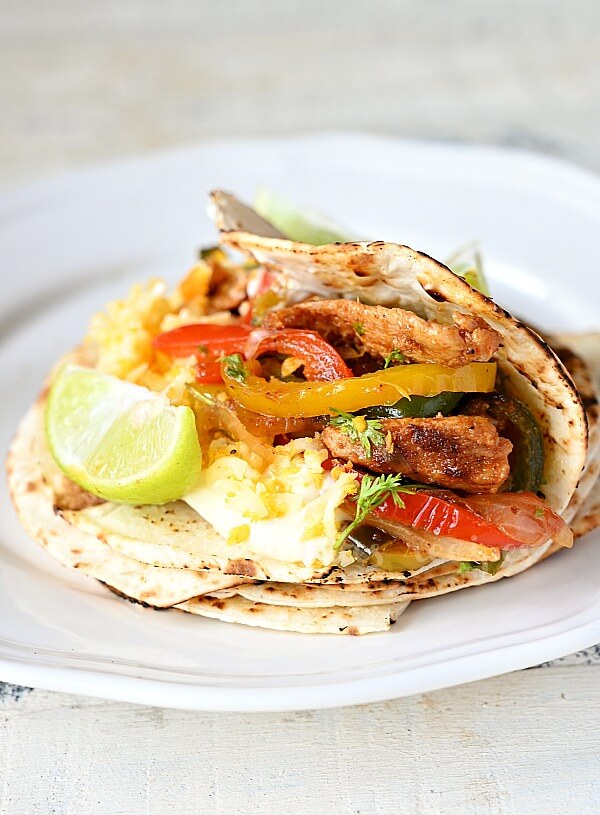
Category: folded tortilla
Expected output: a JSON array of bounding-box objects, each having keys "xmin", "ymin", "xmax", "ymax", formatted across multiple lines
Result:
[
  {"xmin": 214, "ymin": 193, "xmax": 588, "ymax": 517},
  {"xmin": 547, "ymin": 332, "xmax": 600, "ymax": 523},
  {"xmin": 177, "ymin": 595, "xmax": 411, "ymax": 636}
]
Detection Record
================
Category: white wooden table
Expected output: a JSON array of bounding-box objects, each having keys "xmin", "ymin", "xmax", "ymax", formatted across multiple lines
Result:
[{"xmin": 1, "ymin": 2, "xmax": 599, "ymax": 812}]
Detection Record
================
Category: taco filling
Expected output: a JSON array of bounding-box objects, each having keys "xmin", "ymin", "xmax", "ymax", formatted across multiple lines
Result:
[{"xmin": 6, "ymin": 190, "xmax": 594, "ymax": 635}]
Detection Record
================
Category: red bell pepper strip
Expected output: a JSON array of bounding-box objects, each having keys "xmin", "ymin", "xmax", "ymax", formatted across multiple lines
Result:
[
  {"xmin": 153, "ymin": 324, "xmax": 251, "ymax": 357},
  {"xmin": 153, "ymin": 324, "xmax": 252, "ymax": 384},
  {"xmin": 347, "ymin": 471, "xmax": 570, "ymax": 550},
  {"xmin": 154, "ymin": 323, "xmax": 353, "ymax": 383},
  {"xmin": 369, "ymin": 488, "xmax": 522, "ymax": 549},
  {"xmin": 245, "ymin": 329, "xmax": 353, "ymax": 381}
]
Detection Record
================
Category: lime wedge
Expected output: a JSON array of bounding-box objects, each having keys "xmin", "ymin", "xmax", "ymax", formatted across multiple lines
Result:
[
  {"xmin": 446, "ymin": 242, "xmax": 490, "ymax": 296},
  {"xmin": 46, "ymin": 365, "xmax": 201, "ymax": 504},
  {"xmin": 254, "ymin": 188, "xmax": 353, "ymax": 245}
]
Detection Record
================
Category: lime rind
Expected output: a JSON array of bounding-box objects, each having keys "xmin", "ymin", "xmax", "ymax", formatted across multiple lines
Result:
[
  {"xmin": 254, "ymin": 188, "xmax": 353, "ymax": 245},
  {"xmin": 446, "ymin": 242, "xmax": 490, "ymax": 296}
]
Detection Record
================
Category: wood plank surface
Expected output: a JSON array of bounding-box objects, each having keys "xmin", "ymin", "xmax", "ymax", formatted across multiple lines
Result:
[
  {"xmin": 1, "ymin": 0, "xmax": 600, "ymax": 188},
  {"xmin": 0, "ymin": 663, "xmax": 599, "ymax": 815}
]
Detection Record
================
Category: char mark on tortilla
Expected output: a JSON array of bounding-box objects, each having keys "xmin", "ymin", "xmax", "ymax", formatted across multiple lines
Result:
[
  {"xmin": 322, "ymin": 416, "xmax": 512, "ymax": 493},
  {"xmin": 263, "ymin": 299, "xmax": 502, "ymax": 366}
]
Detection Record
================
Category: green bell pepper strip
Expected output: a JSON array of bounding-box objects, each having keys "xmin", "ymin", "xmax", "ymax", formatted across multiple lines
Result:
[
  {"xmin": 360, "ymin": 391, "xmax": 464, "ymax": 420},
  {"xmin": 462, "ymin": 393, "xmax": 544, "ymax": 492}
]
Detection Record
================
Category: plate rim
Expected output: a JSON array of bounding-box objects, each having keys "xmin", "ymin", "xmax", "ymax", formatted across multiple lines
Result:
[
  {"xmin": 0, "ymin": 607, "xmax": 597, "ymax": 711},
  {"xmin": 1, "ymin": 131, "xmax": 599, "ymax": 711},
  {"xmin": 3, "ymin": 130, "xmax": 600, "ymax": 214}
]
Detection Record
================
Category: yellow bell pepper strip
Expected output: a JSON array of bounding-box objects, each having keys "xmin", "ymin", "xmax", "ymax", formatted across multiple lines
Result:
[{"xmin": 221, "ymin": 359, "xmax": 497, "ymax": 418}]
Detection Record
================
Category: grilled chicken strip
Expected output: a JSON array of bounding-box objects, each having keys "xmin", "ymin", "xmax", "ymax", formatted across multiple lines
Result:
[
  {"xmin": 322, "ymin": 416, "xmax": 512, "ymax": 493},
  {"xmin": 264, "ymin": 300, "xmax": 501, "ymax": 366}
]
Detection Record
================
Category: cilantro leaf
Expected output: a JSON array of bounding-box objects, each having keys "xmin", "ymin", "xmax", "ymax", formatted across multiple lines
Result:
[
  {"xmin": 329, "ymin": 409, "xmax": 385, "ymax": 457},
  {"xmin": 220, "ymin": 353, "xmax": 247, "ymax": 383},
  {"xmin": 335, "ymin": 473, "xmax": 422, "ymax": 550},
  {"xmin": 383, "ymin": 350, "xmax": 405, "ymax": 369},
  {"xmin": 354, "ymin": 322, "xmax": 365, "ymax": 336},
  {"xmin": 458, "ymin": 555, "xmax": 505, "ymax": 576}
]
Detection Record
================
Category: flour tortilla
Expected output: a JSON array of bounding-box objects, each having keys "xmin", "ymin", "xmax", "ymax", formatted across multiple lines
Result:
[
  {"xmin": 65, "ymin": 500, "xmax": 447, "ymax": 585},
  {"xmin": 546, "ymin": 333, "xmax": 600, "ymax": 523},
  {"xmin": 175, "ymin": 544, "xmax": 549, "ymax": 634},
  {"xmin": 235, "ymin": 582, "xmax": 427, "ymax": 608},
  {"xmin": 7, "ymin": 404, "xmax": 248, "ymax": 607},
  {"xmin": 571, "ymin": 470, "xmax": 600, "ymax": 541},
  {"xmin": 303, "ymin": 560, "xmax": 451, "ymax": 585},
  {"xmin": 551, "ymin": 333, "xmax": 600, "ymax": 547},
  {"xmin": 176, "ymin": 595, "xmax": 410, "ymax": 635},
  {"xmin": 213, "ymin": 192, "xmax": 588, "ymax": 517},
  {"xmin": 64, "ymin": 503, "xmax": 446, "ymax": 585},
  {"xmin": 64, "ymin": 501, "xmax": 333, "ymax": 584},
  {"xmin": 206, "ymin": 543, "xmax": 551, "ymax": 610}
]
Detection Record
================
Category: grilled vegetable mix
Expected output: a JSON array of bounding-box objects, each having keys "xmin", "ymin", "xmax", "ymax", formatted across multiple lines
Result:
[
  {"xmin": 336, "ymin": 471, "xmax": 571, "ymax": 552},
  {"xmin": 153, "ymin": 270, "xmax": 560, "ymax": 564}
]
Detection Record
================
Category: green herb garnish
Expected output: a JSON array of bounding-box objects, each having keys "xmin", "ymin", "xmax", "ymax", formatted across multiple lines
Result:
[
  {"xmin": 329, "ymin": 409, "xmax": 385, "ymax": 457},
  {"xmin": 458, "ymin": 555, "xmax": 505, "ymax": 576},
  {"xmin": 354, "ymin": 322, "xmax": 365, "ymax": 336},
  {"xmin": 534, "ymin": 507, "xmax": 545, "ymax": 519},
  {"xmin": 383, "ymin": 350, "xmax": 405, "ymax": 369},
  {"xmin": 335, "ymin": 473, "xmax": 421, "ymax": 550},
  {"xmin": 197, "ymin": 344, "xmax": 208, "ymax": 355},
  {"xmin": 221, "ymin": 353, "xmax": 247, "ymax": 383}
]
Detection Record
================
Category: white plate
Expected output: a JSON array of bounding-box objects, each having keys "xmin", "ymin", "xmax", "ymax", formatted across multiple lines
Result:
[{"xmin": 0, "ymin": 133, "xmax": 599, "ymax": 711}]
